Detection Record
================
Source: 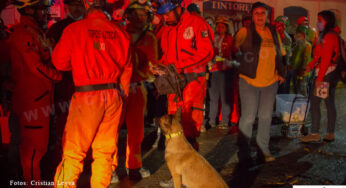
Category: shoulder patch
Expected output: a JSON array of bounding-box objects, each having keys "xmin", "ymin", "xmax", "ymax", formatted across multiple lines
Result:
[
  {"xmin": 201, "ymin": 30, "xmax": 208, "ymax": 38},
  {"xmin": 183, "ymin": 27, "xmax": 194, "ymax": 40}
]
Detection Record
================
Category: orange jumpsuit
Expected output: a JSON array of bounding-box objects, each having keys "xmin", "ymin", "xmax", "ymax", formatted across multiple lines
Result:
[
  {"xmin": 159, "ymin": 12, "xmax": 214, "ymax": 141},
  {"xmin": 123, "ymin": 31, "xmax": 158, "ymax": 170},
  {"xmin": 52, "ymin": 11, "xmax": 132, "ymax": 188},
  {"xmin": 8, "ymin": 16, "xmax": 62, "ymax": 184}
]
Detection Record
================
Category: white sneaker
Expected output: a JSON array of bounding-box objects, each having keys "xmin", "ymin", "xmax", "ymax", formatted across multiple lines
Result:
[
  {"xmin": 126, "ymin": 167, "xmax": 151, "ymax": 179},
  {"xmin": 139, "ymin": 167, "xmax": 151, "ymax": 178},
  {"xmin": 159, "ymin": 178, "xmax": 174, "ymax": 188},
  {"xmin": 200, "ymin": 125, "xmax": 206, "ymax": 133},
  {"xmin": 110, "ymin": 171, "xmax": 119, "ymax": 184}
]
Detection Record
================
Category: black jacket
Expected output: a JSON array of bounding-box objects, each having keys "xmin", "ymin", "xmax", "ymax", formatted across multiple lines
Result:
[{"xmin": 236, "ymin": 23, "xmax": 286, "ymax": 79}]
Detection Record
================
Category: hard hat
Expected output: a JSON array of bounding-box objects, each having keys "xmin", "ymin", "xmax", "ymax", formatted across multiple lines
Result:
[
  {"xmin": 297, "ymin": 16, "xmax": 308, "ymax": 25},
  {"xmin": 215, "ymin": 16, "xmax": 230, "ymax": 27},
  {"xmin": 84, "ymin": 0, "xmax": 106, "ymax": 9},
  {"xmin": 275, "ymin": 16, "xmax": 289, "ymax": 28},
  {"xmin": 126, "ymin": 0, "xmax": 154, "ymax": 21},
  {"xmin": 11, "ymin": 0, "xmax": 44, "ymax": 9},
  {"xmin": 155, "ymin": 0, "xmax": 182, "ymax": 15},
  {"xmin": 127, "ymin": 0, "xmax": 152, "ymax": 12},
  {"xmin": 296, "ymin": 25, "xmax": 308, "ymax": 34}
]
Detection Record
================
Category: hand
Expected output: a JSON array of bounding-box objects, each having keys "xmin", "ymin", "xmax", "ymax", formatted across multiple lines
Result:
[
  {"xmin": 341, "ymin": 71, "xmax": 346, "ymax": 79},
  {"xmin": 149, "ymin": 65, "xmax": 166, "ymax": 76},
  {"xmin": 315, "ymin": 80, "xmax": 322, "ymax": 88},
  {"xmin": 112, "ymin": 9, "xmax": 124, "ymax": 21},
  {"xmin": 304, "ymin": 66, "xmax": 312, "ymax": 75},
  {"xmin": 230, "ymin": 60, "xmax": 240, "ymax": 68},
  {"xmin": 278, "ymin": 76, "xmax": 285, "ymax": 85},
  {"xmin": 225, "ymin": 60, "xmax": 233, "ymax": 68}
]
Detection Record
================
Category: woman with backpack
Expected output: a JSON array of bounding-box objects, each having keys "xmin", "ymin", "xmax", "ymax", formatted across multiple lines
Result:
[{"xmin": 300, "ymin": 10, "xmax": 340, "ymax": 143}]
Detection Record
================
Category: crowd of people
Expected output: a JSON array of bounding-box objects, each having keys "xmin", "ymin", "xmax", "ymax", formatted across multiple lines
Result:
[{"xmin": 0, "ymin": 0, "xmax": 344, "ymax": 187}]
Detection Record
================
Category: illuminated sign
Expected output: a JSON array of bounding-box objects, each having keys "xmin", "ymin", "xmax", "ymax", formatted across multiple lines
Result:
[{"xmin": 203, "ymin": 0, "xmax": 252, "ymax": 13}]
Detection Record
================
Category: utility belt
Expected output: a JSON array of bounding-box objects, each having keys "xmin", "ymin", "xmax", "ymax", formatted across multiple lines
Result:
[{"xmin": 75, "ymin": 83, "xmax": 119, "ymax": 92}]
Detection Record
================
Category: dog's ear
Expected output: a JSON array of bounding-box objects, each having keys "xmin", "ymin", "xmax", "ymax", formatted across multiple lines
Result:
[{"xmin": 175, "ymin": 107, "xmax": 182, "ymax": 122}]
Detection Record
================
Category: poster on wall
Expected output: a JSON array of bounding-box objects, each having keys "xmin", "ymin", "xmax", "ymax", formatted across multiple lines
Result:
[{"xmin": 202, "ymin": 0, "xmax": 274, "ymax": 36}]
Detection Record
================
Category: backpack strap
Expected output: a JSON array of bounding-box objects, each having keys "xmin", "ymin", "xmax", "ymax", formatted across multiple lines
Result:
[{"xmin": 339, "ymin": 36, "xmax": 346, "ymax": 63}]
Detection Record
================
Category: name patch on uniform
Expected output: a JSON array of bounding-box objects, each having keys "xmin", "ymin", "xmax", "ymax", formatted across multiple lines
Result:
[
  {"xmin": 88, "ymin": 30, "xmax": 117, "ymax": 40},
  {"xmin": 183, "ymin": 27, "xmax": 194, "ymax": 40},
  {"xmin": 201, "ymin": 30, "xmax": 208, "ymax": 38},
  {"xmin": 93, "ymin": 42, "xmax": 106, "ymax": 51}
]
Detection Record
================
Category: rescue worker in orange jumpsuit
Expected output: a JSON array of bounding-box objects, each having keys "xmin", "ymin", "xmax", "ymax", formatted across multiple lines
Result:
[
  {"xmin": 8, "ymin": 0, "xmax": 62, "ymax": 184},
  {"xmin": 45, "ymin": 0, "xmax": 85, "ymax": 167},
  {"xmin": 52, "ymin": 0, "xmax": 132, "ymax": 187},
  {"xmin": 154, "ymin": 0, "xmax": 214, "ymax": 150},
  {"xmin": 110, "ymin": 0, "xmax": 157, "ymax": 183}
]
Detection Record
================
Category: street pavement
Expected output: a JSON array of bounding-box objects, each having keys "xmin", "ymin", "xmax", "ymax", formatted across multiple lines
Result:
[
  {"xmin": 110, "ymin": 87, "xmax": 346, "ymax": 188},
  {"xmin": 1, "ymin": 87, "xmax": 345, "ymax": 188}
]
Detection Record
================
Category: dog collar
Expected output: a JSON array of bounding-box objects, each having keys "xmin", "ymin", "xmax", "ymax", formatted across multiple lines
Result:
[{"xmin": 165, "ymin": 131, "xmax": 183, "ymax": 139}]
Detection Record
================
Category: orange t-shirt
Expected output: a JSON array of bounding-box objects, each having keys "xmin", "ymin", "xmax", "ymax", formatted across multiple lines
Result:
[{"xmin": 235, "ymin": 27, "xmax": 286, "ymax": 87}]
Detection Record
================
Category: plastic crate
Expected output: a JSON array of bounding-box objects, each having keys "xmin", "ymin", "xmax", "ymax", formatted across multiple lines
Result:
[{"xmin": 276, "ymin": 94, "xmax": 310, "ymax": 123}]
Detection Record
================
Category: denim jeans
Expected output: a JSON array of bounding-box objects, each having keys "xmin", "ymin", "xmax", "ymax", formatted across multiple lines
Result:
[
  {"xmin": 208, "ymin": 70, "xmax": 233, "ymax": 124},
  {"xmin": 310, "ymin": 70, "xmax": 338, "ymax": 134},
  {"xmin": 237, "ymin": 78, "xmax": 278, "ymax": 160}
]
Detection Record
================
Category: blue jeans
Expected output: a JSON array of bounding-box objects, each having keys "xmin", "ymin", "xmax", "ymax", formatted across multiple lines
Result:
[{"xmin": 237, "ymin": 78, "xmax": 278, "ymax": 160}]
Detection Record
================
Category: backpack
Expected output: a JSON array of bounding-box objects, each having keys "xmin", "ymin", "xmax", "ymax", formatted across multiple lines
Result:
[{"xmin": 336, "ymin": 35, "xmax": 346, "ymax": 83}]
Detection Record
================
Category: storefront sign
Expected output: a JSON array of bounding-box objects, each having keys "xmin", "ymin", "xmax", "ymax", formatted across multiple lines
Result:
[{"xmin": 203, "ymin": 0, "xmax": 252, "ymax": 13}]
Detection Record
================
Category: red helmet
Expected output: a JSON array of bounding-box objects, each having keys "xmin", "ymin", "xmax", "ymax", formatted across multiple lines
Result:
[
  {"xmin": 83, "ymin": 0, "xmax": 106, "ymax": 9},
  {"xmin": 11, "ymin": 0, "xmax": 50, "ymax": 9},
  {"xmin": 297, "ymin": 16, "xmax": 308, "ymax": 25}
]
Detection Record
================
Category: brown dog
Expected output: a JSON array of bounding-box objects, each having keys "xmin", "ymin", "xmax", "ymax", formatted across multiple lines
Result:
[{"xmin": 158, "ymin": 108, "xmax": 229, "ymax": 188}]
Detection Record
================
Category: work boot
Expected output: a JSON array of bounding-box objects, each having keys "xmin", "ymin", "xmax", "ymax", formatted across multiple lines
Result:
[
  {"xmin": 127, "ymin": 167, "xmax": 151, "ymax": 180},
  {"xmin": 110, "ymin": 171, "xmax": 119, "ymax": 184},
  {"xmin": 323, "ymin": 133, "xmax": 335, "ymax": 142},
  {"xmin": 209, "ymin": 121, "xmax": 217, "ymax": 128},
  {"xmin": 300, "ymin": 133, "xmax": 321, "ymax": 143},
  {"xmin": 217, "ymin": 122, "xmax": 229, "ymax": 130}
]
